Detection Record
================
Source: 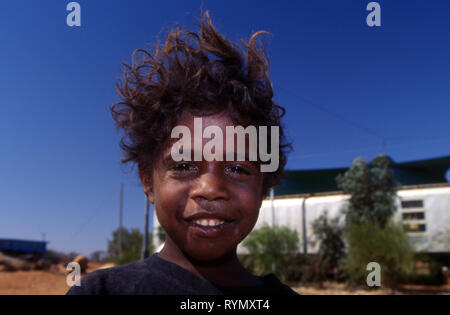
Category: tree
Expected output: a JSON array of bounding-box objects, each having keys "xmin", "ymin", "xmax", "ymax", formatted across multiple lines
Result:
[
  {"xmin": 45, "ymin": 249, "xmax": 67, "ymax": 264},
  {"xmin": 241, "ymin": 224, "xmax": 299, "ymax": 281},
  {"xmin": 337, "ymin": 153, "xmax": 413, "ymax": 288},
  {"xmin": 311, "ymin": 211, "xmax": 345, "ymax": 283},
  {"xmin": 107, "ymin": 227, "xmax": 154, "ymax": 265},
  {"xmin": 336, "ymin": 153, "xmax": 397, "ymax": 228},
  {"xmin": 90, "ymin": 250, "xmax": 106, "ymax": 262},
  {"xmin": 66, "ymin": 251, "xmax": 80, "ymax": 261},
  {"xmin": 157, "ymin": 226, "xmax": 166, "ymax": 243}
]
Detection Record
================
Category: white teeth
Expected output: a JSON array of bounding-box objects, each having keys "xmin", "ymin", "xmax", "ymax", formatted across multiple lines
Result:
[{"xmin": 193, "ymin": 219, "xmax": 224, "ymax": 227}]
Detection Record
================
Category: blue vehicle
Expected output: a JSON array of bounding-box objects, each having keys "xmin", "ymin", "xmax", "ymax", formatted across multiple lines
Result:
[{"xmin": 0, "ymin": 239, "xmax": 47, "ymax": 260}]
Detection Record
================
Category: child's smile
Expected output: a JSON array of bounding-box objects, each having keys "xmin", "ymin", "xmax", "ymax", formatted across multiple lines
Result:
[
  {"xmin": 183, "ymin": 209, "xmax": 237, "ymax": 238},
  {"xmin": 145, "ymin": 110, "xmax": 265, "ymax": 261}
]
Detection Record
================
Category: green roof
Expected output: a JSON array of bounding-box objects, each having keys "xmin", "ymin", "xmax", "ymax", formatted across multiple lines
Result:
[{"xmin": 275, "ymin": 155, "xmax": 450, "ymax": 196}]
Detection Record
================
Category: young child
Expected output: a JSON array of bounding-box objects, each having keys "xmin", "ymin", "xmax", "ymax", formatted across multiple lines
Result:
[{"xmin": 67, "ymin": 11, "xmax": 296, "ymax": 295}]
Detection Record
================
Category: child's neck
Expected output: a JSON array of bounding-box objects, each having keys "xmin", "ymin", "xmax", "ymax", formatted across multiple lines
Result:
[{"xmin": 158, "ymin": 237, "xmax": 263, "ymax": 287}]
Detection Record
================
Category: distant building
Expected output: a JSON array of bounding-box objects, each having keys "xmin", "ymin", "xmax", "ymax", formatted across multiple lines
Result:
[
  {"xmin": 0, "ymin": 239, "xmax": 48, "ymax": 260},
  {"xmin": 250, "ymin": 155, "xmax": 450, "ymax": 254}
]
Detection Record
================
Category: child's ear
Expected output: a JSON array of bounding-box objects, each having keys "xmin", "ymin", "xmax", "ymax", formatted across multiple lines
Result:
[{"xmin": 139, "ymin": 164, "xmax": 155, "ymax": 204}]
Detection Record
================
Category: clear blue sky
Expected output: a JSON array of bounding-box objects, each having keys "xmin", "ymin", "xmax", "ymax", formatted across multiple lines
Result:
[{"xmin": 1, "ymin": 0, "xmax": 449, "ymax": 255}]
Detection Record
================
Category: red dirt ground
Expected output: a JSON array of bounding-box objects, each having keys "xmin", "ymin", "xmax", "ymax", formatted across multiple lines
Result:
[{"xmin": 1, "ymin": 267, "xmax": 449, "ymax": 295}]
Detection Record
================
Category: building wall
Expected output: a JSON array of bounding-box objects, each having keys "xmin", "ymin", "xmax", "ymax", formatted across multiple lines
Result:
[
  {"xmin": 248, "ymin": 185, "xmax": 450, "ymax": 254},
  {"xmin": 396, "ymin": 186, "xmax": 450, "ymax": 253},
  {"xmin": 239, "ymin": 194, "xmax": 348, "ymax": 254}
]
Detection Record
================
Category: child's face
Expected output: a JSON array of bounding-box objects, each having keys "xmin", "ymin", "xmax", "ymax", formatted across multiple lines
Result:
[{"xmin": 142, "ymin": 110, "xmax": 264, "ymax": 261}]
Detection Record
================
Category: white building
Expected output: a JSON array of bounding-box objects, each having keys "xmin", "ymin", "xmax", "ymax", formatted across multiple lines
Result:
[
  {"xmin": 253, "ymin": 183, "xmax": 450, "ymax": 254},
  {"xmin": 247, "ymin": 156, "xmax": 450, "ymax": 254}
]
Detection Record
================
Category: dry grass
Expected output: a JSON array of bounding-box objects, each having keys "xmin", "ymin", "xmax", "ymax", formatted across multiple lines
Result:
[
  {"xmin": 292, "ymin": 281, "xmax": 393, "ymax": 295},
  {"xmin": 292, "ymin": 281, "xmax": 450, "ymax": 295}
]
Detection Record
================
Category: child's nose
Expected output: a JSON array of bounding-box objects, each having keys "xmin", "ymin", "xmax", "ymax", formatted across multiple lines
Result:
[{"xmin": 190, "ymin": 172, "xmax": 230, "ymax": 202}]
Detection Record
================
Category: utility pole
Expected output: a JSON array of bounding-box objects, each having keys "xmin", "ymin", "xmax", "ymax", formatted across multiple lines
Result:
[
  {"xmin": 141, "ymin": 195, "xmax": 150, "ymax": 260},
  {"xmin": 302, "ymin": 195, "xmax": 310, "ymax": 254},
  {"xmin": 118, "ymin": 183, "xmax": 123, "ymax": 257},
  {"xmin": 270, "ymin": 187, "xmax": 275, "ymax": 228},
  {"xmin": 270, "ymin": 187, "xmax": 275, "ymax": 273}
]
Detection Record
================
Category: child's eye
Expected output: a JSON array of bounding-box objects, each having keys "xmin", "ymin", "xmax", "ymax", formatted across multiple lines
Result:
[
  {"xmin": 169, "ymin": 162, "xmax": 198, "ymax": 173},
  {"xmin": 225, "ymin": 164, "xmax": 251, "ymax": 176}
]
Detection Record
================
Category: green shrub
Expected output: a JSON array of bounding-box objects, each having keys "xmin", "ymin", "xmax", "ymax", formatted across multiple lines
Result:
[
  {"xmin": 241, "ymin": 224, "xmax": 299, "ymax": 281},
  {"xmin": 157, "ymin": 226, "xmax": 166, "ymax": 243},
  {"xmin": 311, "ymin": 211, "xmax": 345, "ymax": 282},
  {"xmin": 405, "ymin": 254, "xmax": 446, "ymax": 285},
  {"xmin": 340, "ymin": 220, "xmax": 414, "ymax": 289},
  {"xmin": 107, "ymin": 227, "xmax": 154, "ymax": 265},
  {"xmin": 283, "ymin": 254, "xmax": 321, "ymax": 283},
  {"xmin": 45, "ymin": 249, "xmax": 66, "ymax": 264}
]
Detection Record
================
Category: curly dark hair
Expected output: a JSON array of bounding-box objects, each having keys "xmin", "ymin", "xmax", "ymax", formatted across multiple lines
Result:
[{"xmin": 111, "ymin": 11, "xmax": 291, "ymax": 196}]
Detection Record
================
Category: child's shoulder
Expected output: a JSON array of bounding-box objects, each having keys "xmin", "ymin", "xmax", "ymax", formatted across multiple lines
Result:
[
  {"xmin": 65, "ymin": 253, "xmax": 221, "ymax": 295},
  {"xmin": 258, "ymin": 274, "xmax": 300, "ymax": 295},
  {"xmin": 213, "ymin": 273, "xmax": 299, "ymax": 296},
  {"xmin": 66, "ymin": 257, "xmax": 153, "ymax": 295},
  {"xmin": 66, "ymin": 254, "xmax": 299, "ymax": 295}
]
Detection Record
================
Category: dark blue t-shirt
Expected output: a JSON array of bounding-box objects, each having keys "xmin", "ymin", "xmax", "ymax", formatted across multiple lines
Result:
[{"xmin": 66, "ymin": 253, "xmax": 299, "ymax": 295}]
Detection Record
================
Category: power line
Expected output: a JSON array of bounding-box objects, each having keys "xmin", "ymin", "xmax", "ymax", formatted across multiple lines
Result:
[
  {"xmin": 276, "ymin": 85, "xmax": 386, "ymax": 141},
  {"xmin": 288, "ymin": 137, "xmax": 450, "ymax": 161},
  {"xmin": 289, "ymin": 145, "xmax": 382, "ymax": 160},
  {"xmin": 276, "ymin": 85, "xmax": 450, "ymax": 155},
  {"xmin": 118, "ymin": 183, "xmax": 123, "ymax": 256},
  {"xmin": 63, "ymin": 188, "xmax": 116, "ymax": 252}
]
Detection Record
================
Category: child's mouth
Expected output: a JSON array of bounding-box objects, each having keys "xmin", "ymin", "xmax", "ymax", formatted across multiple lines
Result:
[
  {"xmin": 184, "ymin": 218, "xmax": 235, "ymax": 238},
  {"xmin": 193, "ymin": 218, "xmax": 225, "ymax": 227}
]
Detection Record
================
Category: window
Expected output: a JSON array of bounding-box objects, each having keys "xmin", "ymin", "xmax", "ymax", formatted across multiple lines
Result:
[
  {"xmin": 401, "ymin": 200, "xmax": 423, "ymax": 208},
  {"xmin": 401, "ymin": 199, "xmax": 426, "ymax": 234},
  {"xmin": 402, "ymin": 212, "xmax": 425, "ymax": 220},
  {"xmin": 403, "ymin": 223, "xmax": 426, "ymax": 233}
]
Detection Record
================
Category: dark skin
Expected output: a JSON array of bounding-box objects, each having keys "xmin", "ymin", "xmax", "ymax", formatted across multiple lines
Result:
[{"xmin": 139, "ymin": 110, "xmax": 267, "ymax": 287}]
